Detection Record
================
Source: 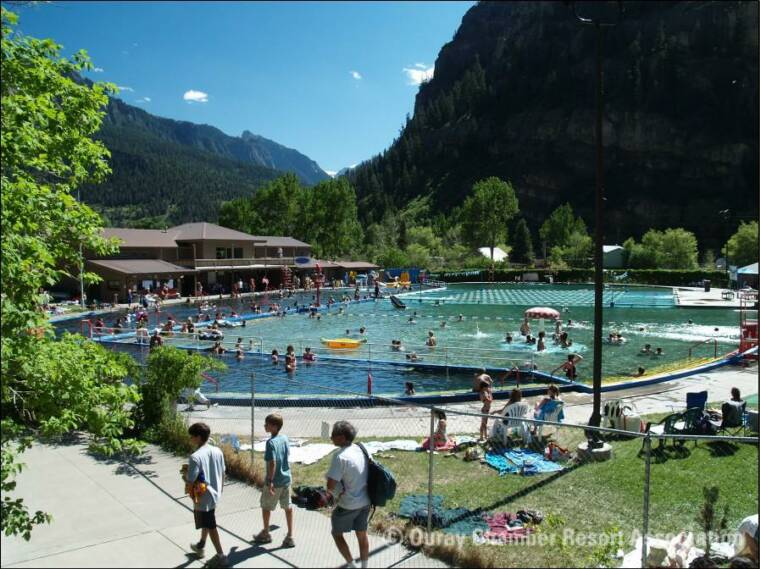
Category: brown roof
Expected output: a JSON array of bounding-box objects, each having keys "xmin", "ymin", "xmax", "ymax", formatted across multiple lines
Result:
[
  {"xmin": 101, "ymin": 228, "xmax": 179, "ymax": 248},
  {"xmin": 252, "ymin": 236, "xmax": 312, "ymax": 248},
  {"xmin": 171, "ymin": 222, "xmax": 265, "ymax": 242},
  {"xmin": 336, "ymin": 261, "xmax": 380, "ymax": 270},
  {"xmin": 87, "ymin": 259, "xmax": 195, "ymax": 276},
  {"xmin": 293, "ymin": 259, "xmax": 341, "ymax": 269}
]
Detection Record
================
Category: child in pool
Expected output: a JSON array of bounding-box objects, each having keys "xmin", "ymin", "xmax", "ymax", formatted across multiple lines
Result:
[{"xmin": 271, "ymin": 349, "xmax": 279, "ymax": 364}]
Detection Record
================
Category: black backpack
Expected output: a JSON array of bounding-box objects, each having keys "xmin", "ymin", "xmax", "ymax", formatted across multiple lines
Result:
[{"xmin": 357, "ymin": 443, "xmax": 397, "ymax": 508}]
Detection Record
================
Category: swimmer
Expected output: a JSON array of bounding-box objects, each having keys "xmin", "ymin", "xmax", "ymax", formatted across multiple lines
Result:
[
  {"xmin": 653, "ymin": 347, "xmax": 664, "ymax": 356},
  {"xmin": 234, "ymin": 337, "xmax": 243, "ymax": 350},
  {"xmin": 688, "ymin": 319, "xmax": 693, "ymax": 325},
  {"xmin": 632, "ymin": 366, "xmax": 646, "ymax": 377},
  {"xmin": 640, "ymin": 343, "xmax": 652, "ymax": 355},
  {"xmin": 458, "ymin": 314, "xmax": 464, "ymax": 322},
  {"xmin": 525, "ymin": 334, "xmax": 536, "ymax": 345},
  {"xmin": 426, "ymin": 330, "xmax": 437, "ymax": 347},
  {"xmin": 440, "ymin": 320, "xmax": 447, "ymax": 328},
  {"xmin": 359, "ymin": 326, "xmax": 366, "ymax": 335},
  {"xmin": 505, "ymin": 333, "xmax": 513, "ymax": 344},
  {"xmin": 404, "ymin": 382, "xmax": 416, "ymax": 396},
  {"xmin": 405, "ymin": 352, "xmax": 420, "ymax": 362},
  {"xmin": 537, "ymin": 331, "xmax": 546, "ymax": 352},
  {"xmin": 408, "ymin": 316, "xmax": 417, "ymax": 325},
  {"xmin": 235, "ymin": 348, "xmax": 244, "ymax": 360},
  {"xmin": 519, "ymin": 317, "xmax": 531, "ymax": 336},
  {"xmin": 303, "ymin": 347, "xmax": 316, "ymax": 362},
  {"xmin": 271, "ymin": 349, "xmax": 279, "ymax": 364}
]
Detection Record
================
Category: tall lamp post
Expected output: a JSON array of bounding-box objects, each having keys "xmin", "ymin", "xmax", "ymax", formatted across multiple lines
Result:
[
  {"xmin": 719, "ymin": 209, "xmax": 731, "ymax": 288},
  {"xmin": 77, "ymin": 187, "xmax": 85, "ymax": 308},
  {"xmin": 571, "ymin": 1, "xmax": 622, "ymax": 433}
]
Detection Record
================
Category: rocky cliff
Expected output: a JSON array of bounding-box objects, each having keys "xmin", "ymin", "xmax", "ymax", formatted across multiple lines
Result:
[{"xmin": 349, "ymin": 1, "xmax": 758, "ymax": 249}]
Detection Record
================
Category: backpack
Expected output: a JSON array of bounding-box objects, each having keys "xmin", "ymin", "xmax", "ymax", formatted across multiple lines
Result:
[{"xmin": 357, "ymin": 443, "xmax": 397, "ymax": 508}]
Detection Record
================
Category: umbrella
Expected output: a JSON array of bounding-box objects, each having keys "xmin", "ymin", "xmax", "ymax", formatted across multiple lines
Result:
[{"xmin": 525, "ymin": 307, "xmax": 560, "ymax": 320}]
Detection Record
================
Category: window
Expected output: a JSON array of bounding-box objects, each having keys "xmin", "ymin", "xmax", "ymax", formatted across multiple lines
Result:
[
  {"xmin": 216, "ymin": 247, "xmax": 231, "ymax": 259},
  {"xmin": 233, "ymin": 247, "xmax": 243, "ymax": 259}
]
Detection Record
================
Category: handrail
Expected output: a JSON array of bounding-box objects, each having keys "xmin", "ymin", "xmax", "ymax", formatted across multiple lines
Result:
[{"xmin": 687, "ymin": 338, "xmax": 718, "ymax": 359}]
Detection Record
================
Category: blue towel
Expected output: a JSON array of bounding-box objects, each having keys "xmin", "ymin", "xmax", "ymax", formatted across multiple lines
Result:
[
  {"xmin": 485, "ymin": 448, "xmax": 564, "ymax": 476},
  {"xmin": 535, "ymin": 399, "xmax": 565, "ymax": 422}
]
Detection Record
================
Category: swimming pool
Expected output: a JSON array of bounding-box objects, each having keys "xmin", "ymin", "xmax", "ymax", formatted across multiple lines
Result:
[{"xmin": 58, "ymin": 284, "xmax": 741, "ymax": 396}]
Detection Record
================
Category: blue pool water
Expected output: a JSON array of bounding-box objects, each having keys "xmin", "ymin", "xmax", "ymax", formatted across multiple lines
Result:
[{"xmin": 55, "ymin": 284, "xmax": 741, "ymax": 396}]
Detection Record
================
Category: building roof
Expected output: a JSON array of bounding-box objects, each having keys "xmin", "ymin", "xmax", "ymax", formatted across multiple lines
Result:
[
  {"xmin": 252, "ymin": 236, "xmax": 312, "ymax": 248},
  {"xmin": 293, "ymin": 259, "xmax": 341, "ymax": 269},
  {"xmin": 477, "ymin": 247, "xmax": 508, "ymax": 262},
  {"xmin": 738, "ymin": 262, "xmax": 758, "ymax": 275},
  {"xmin": 336, "ymin": 261, "xmax": 380, "ymax": 270},
  {"xmin": 87, "ymin": 259, "xmax": 195, "ymax": 276},
  {"xmin": 101, "ymin": 228, "xmax": 179, "ymax": 248},
  {"xmin": 603, "ymin": 245, "xmax": 624, "ymax": 253},
  {"xmin": 171, "ymin": 222, "xmax": 266, "ymax": 242}
]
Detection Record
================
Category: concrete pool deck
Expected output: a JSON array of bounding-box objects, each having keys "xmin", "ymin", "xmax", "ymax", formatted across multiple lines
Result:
[
  {"xmin": 181, "ymin": 363, "xmax": 759, "ymax": 439},
  {"xmin": 674, "ymin": 286, "xmax": 750, "ymax": 309}
]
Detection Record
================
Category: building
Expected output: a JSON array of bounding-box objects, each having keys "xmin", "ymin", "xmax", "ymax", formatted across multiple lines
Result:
[
  {"xmin": 603, "ymin": 245, "xmax": 625, "ymax": 269},
  {"xmin": 70, "ymin": 222, "xmax": 375, "ymax": 302},
  {"xmin": 737, "ymin": 263, "xmax": 758, "ymax": 290}
]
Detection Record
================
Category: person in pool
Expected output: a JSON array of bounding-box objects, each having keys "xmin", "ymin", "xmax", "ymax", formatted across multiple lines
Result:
[
  {"xmin": 458, "ymin": 314, "xmax": 464, "ymax": 322},
  {"xmin": 519, "ymin": 318, "xmax": 531, "ymax": 336},
  {"xmin": 653, "ymin": 347, "xmax": 664, "ymax": 356},
  {"xmin": 632, "ymin": 366, "xmax": 646, "ymax": 377},
  {"xmin": 271, "ymin": 349, "xmax": 279, "ymax": 365},
  {"xmin": 303, "ymin": 347, "xmax": 316, "ymax": 362},
  {"xmin": 525, "ymin": 334, "xmax": 536, "ymax": 345},
  {"xmin": 537, "ymin": 331, "xmax": 546, "ymax": 352},
  {"xmin": 426, "ymin": 330, "xmax": 437, "ymax": 347},
  {"xmin": 404, "ymin": 382, "xmax": 416, "ymax": 396},
  {"xmin": 640, "ymin": 343, "xmax": 652, "ymax": 354},
  {"xmin": 505, "ymin": 333, "xmax": 513, "ymax": 344}
]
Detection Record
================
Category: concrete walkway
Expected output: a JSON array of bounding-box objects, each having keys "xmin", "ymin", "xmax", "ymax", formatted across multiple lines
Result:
[{"xmin": 1, "ymin": 437, "xmax": 443, "ymax": 568}]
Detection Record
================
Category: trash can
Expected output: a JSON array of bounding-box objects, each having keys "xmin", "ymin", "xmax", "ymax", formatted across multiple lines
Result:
[{"xmin": 703, "ymin": 279, "xmax": 711, "ymax": 292}]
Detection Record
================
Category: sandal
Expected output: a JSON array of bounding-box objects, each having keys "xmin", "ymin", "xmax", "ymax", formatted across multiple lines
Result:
[{"xmin": 253, "ymin": 530, "xmax": 272, "ymax": 544}]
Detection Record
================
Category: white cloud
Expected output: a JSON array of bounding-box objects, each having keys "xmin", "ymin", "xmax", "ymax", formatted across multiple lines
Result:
[
  {"xmin": 183, "ymin": 89, "xmax": 209, "ymax": 103},
  {"xmin": 135, "ymin": 96, "xmax": 151, "ymax": 104},
  {"xmin": 92, "ymin": 66, "xmax": 104, "ymax": 73},
  {"xmin": 402, "ymin": 64, "xmax": 434, "ymax": 86},
  {"xmin": 325, "ymin": 170, "xmax": 337, "ymax": 178},
  {"xmin": 117, "ymin": 85, "xmax": 135, "ymax": 92},
  {"xmin": 350, "ymin": 163, "xmax": 357, "ymax": 168},
  {"xmin": 350, "ymin": 70, "xmax": 362, "ymax": 80}
]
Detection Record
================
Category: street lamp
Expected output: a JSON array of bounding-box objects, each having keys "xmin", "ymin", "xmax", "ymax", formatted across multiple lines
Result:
[
  {"xmin": 571, "ymin": 1, "xmax": 623, "ymax": 436},
  {"xmin": 719, "ymin": 209, "xmax": 731, "ymax": 287}
]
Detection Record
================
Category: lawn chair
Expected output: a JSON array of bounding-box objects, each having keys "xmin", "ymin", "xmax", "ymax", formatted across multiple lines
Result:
[
  {"xmin": 499, "ymin": 402, "xmax": 533, "ymax": 446},
  {"xmin": 716, "ymin": 401, "xmax": 746, "ymax": 436},
  {"xmin": 535, "ymin": 400, "xmax": 564, "ymax": 440},
  {"xmin": 643, "ymin": 407, "xmax": 706, "ymax": 448},
  {"xmin": 685, "ymin": 391, "xmax": 708, "ymax": 410}
]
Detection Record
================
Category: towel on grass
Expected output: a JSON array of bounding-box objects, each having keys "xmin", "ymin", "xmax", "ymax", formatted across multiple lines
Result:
[
  {"xmin": 485, "ymin": 448, "xmax": 564, "ymax": 476},
  {"xmin": 362, "ymin": 440, "xmax": 420, "ymax": 455},
  {"xmin": 240, "ymin": 442, "xmax": 336, "ymax": 465},
  {"xmin": 483, "ymin": 512, "xmax": 533, "ymax": 541},
  {"xmin": 397, "ymin": 495, "xmax": 488, "ymax": 536}
]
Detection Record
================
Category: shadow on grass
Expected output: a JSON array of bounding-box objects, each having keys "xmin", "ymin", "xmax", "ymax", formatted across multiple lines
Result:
[
  {"xmin": 639, "ymin": 443, "xmax": 692, "ymax": 464},
  {"xmin": 705, "ymin": 440, "xmax": 740, "ymax": 457}
]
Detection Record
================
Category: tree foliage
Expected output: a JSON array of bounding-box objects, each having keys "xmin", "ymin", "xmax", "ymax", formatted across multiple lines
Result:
[
  {"xmin": 725, "ymin": 221, "xmax": 758, "ymax": 268},
  {"xmin": 510, "ymin": 218, "xmax": 535, "ymax": 264},
  {"xmin": 460, "ymin": 177, "xmax": 519, "ymax": 260},
  {"xmin": 1, "ymin": 8, "xmax": 139, "ymax": 539},
  {"xmin": 219, "ymin": 174, "xmax": 363, "ymax": 259},
  {"xmin": 539, "ymin": 203, "xmax": 587, "ymax": 250},
  {"xmin": 624, "ymin": 228, "xmax": 699, "ymax": 269}
]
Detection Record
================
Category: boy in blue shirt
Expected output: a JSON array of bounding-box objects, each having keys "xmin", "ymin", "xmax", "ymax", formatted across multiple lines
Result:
[{"xmin": 253, "ymin": 413, "xmax": 295, "ymax": 547}]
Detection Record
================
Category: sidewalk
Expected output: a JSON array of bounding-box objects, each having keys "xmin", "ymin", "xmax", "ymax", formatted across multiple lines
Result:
[{"xmin": 1, "ymin": 437, "xmax": 442, "ymax": 568}]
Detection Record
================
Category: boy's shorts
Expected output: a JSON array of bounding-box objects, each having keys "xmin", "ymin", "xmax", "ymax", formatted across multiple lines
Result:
[
  {"xmin": 194, "ymin": 509, "xmax": 217, "ymax": 529},
  {"xmin": 331, "ymin": 505, "xmax": 371, "ymax": 534},
  {"xmin": 260, "ymin": 485, "xmax": 291, "ymax": 511}
]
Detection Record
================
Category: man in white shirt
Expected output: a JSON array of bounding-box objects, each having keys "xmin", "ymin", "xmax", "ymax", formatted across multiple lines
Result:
[{"xmin": 326, "ymin": 421, "xmax": 370, "ymax": 569}]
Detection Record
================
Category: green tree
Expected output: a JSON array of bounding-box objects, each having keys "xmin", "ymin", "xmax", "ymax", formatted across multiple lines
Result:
[
  {"xmin": 460, "ymin": 177, "xmax": 519, "ymax": 261},
  {"xmin": 725, "ymin": 221, "xmax": 758, "ymax": 268},
  {"xmin": 510, "ymin": 218, "xmax": 535, "ymax": 264},
  {"xmin": 1, "ymin": 8, "xmax": 141, "ymax": 539},
  {"xmin": 623, "ymin": 236, "xmax": 657, "ymax": 268},
  {"xmin": 539, "ymin": 203, "xmax": 587, "ymax": 250},
  {"xmin": 302, "ymin": 178, "xmax": 364, "ymax": 258},
  {"xmin": 641, "ymin": 228, "xmax": 699, "ymax": 269},
  {"xmin": 376, "ymin": 247, "xmax": 410, "ymax": 268}
]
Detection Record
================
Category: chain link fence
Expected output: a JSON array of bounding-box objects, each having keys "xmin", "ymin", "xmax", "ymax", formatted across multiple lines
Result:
[{"xmin": 175, "ymin": 368, "xmax": 758, "ymax": 568}]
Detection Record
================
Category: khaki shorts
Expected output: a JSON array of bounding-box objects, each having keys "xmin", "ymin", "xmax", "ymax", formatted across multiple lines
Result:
[{"xmin": 260, "ymin": 485, "xmax": 291, "ymax": 511}]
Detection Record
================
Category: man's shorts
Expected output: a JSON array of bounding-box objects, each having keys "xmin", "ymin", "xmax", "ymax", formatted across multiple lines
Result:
[
  {"xmin": 194, "ymin": 509, "xmax": 217, "ymax": 530},
  {"xmin": 331, "ymin": 505, "xmax": 371, "ymax": 534},
  {"xmin": 260, "ymin": 485, "xmax": 291, "ymax": 511}
]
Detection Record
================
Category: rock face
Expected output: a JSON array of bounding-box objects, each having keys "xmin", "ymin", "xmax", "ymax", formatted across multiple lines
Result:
[
  {"xmin": 349, "ymin": 1, "xmax": 758, "ymax": 249},
  {"xmin": 103, "ymin": 97, "xmax": 329, "ymax": 185}
]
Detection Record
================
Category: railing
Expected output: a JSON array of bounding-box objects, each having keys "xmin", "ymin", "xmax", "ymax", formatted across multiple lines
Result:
[
  {"xmin": 687, "ymin": 337, "xmax": 718, "ymax": 359},
  {"xmin": 183, "ymin": 257, "xmax": 298, "ymax": 269}
]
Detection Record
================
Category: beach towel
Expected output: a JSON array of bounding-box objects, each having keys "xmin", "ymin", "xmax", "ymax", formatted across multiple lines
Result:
[
  {"xmin": 397, "ymin": 495, "xmax": 488, "ymax": 536},
  {"xmin": 484, "ymin": 448, "xmax": 564, "ymax": 476},
  {"xmin": 483, "ymin": 512, "xmax": 533, "ymax": 541},
  {"xmin": 241, "ymin": 441, "xmax": 336, "ymax": 465},
  {"xmin": 362, "ymin": 440, "xmax": 420, "ymax": 455},
  {"xmin": 421, "ymin": 437, "xmax": 456, "ymax": 451}
]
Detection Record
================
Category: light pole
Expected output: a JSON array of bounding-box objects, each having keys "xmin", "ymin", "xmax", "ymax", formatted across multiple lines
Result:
[
  {"xmin": 571, "ymin": 1, "xmax": 622, "ymax": 435},
  {"xmin": 77, "ymin": 187, "xmax": 85, "ymax": 308},
  {"xmin": 719, "ymin": 209, "xmax": 731, "ymax": 288}
]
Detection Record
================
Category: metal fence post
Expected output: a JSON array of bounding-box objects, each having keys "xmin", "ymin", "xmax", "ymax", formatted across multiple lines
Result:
[
  {"xmin": 642, "ymin": 433, "xmax": 652, "ymax": 567},
  {"xmin": 427, "ymin": 407, "xmax": 435, "ymax": 533},
  {"xmin": 250, "ymin": 373, "xmax": 256, "ymax": 470}
]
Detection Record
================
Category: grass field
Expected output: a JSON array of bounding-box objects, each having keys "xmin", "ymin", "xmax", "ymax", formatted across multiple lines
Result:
[{"xmin": 241, "ymin": 421, "xmax": 758, "ymax": 567}]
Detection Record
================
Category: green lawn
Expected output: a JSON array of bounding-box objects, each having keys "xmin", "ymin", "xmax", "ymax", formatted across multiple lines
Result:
[{"xmin": 267, "ymin": 426, "xmax": 758, "ymax": 567}]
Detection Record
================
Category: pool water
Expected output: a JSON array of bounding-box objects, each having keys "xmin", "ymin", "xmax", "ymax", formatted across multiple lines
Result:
[{"xmin": 57, "ymin": 284, "xmax": 741, "ymax": 396}]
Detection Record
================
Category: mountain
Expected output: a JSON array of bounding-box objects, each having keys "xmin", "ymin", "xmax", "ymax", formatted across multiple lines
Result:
[
  {"xmin": 79, "ymin": 94, "xmax": 330, "ymax": 227},
  {"xmin": 103, "ymin": 97, "xmax": 329, "ymax": 185},
  {"xmin": 335, "ymin": 166, "xmax": 357, "ymax": 178},
  {"xmin": 348, "ymin": 1, "xmax": 758, "ymax": 250}
]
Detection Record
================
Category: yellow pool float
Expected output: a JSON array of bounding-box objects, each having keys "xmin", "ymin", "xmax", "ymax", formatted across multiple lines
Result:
[{"xmin": 321, "ymin": 337, "xmax": 365, "ymax": 349}]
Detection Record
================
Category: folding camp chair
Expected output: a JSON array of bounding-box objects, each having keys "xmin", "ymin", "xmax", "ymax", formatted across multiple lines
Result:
[
  {"xmin": 717, "ymin": 401, "xmax": 747, "ymax": 436},
  {"xmin": 643, "ymin": 407, "xmax": 705, "ymax": 448},
  {"xmin": 685, "ymin": 391, "xmax": 708, "ymax": 410}
]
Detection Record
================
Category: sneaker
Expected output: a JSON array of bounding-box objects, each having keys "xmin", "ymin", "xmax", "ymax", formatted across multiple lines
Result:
[
  {"xmin": 253, "ymin": 530, "xmax": 272, "ymax": 543},
  {"xmin": 282, "ymin": 535, "xmax": 295, "ymax": 548},
  {"xmin": 189, "ymin": 542, "xmax": 205, "ymax": 558}
]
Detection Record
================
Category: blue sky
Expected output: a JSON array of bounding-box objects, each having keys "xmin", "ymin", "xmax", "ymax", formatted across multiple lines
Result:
[{"xmin": 12, "ymin": 1, "xmax": 475, "ymax": 174}]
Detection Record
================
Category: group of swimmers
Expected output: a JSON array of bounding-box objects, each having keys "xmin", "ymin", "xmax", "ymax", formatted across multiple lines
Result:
[{"xmin": 270, "ymin": 345, "xmax": 317, "ymax": 372}]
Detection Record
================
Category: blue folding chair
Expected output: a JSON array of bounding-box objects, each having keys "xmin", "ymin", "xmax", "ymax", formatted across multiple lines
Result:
[{"xmin": 686, "ymin": 391, "xmax": 708, "ymax": 410}]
